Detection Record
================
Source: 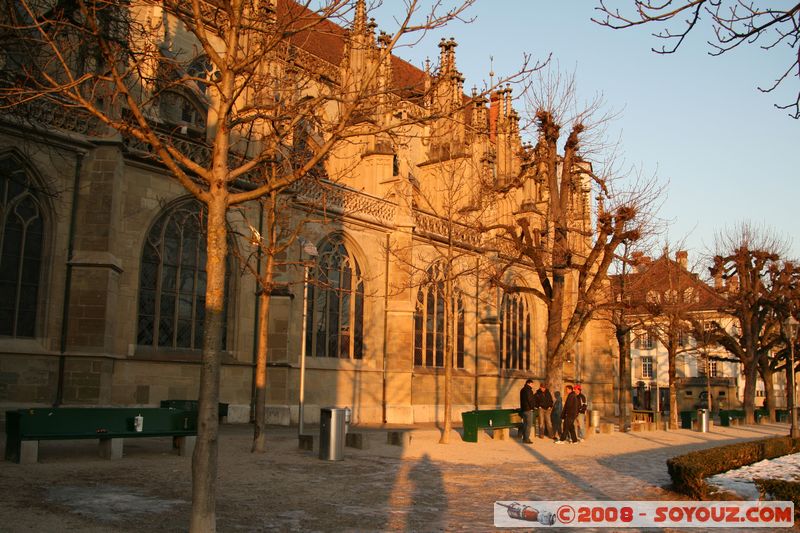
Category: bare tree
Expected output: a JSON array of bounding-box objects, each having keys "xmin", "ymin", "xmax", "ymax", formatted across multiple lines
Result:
[
  {"xmin": 0, "ymin": 0, "xmax": 487, "ymax": 529},
  {"xmin": 704, "ymin": 223, "xmax": 789, "ymax": 424},
  {"xmin": 626, "ymin": 250, "xmax": 722, "ymax": 429},
  {"xmin": 605, "ymin": 242, "xmax": 651, "ymax": 432},
  {"xmin": 763, "ymin": 258, "xmax": 800, "ymax": 429},
  {"xmin": 389, "ymin": 153, "xmax": 493, "ymax": 443},
  {"xmin": 486, "ymin": 72, "xmax": 663, "ymax": 394},
  {"xmin": 593, "ymin": 1, "xmax": 800, "ymax": 118}
]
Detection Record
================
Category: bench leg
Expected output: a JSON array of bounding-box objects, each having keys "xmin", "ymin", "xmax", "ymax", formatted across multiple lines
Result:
[
  {"xmin": 387, "ymin": 431, "xmax": 411, "ymax": 447},
  {"xmin": 175, "ymin": 436, "xmax": 196, "ymax": 457},
  {"xmin": 345, "ymin": 432, "xmax": 368, "ymax": 450},
  {"xmin": 492, "ymin": 428, "xmax": 509, "ymax": 440},
  {"xmin": 298, "ymin": 434, "xmax": 314, "ymax": 451},
  {"xmin": 20, "ymin": 441, "xmax": 39, "ymax": 464},
  {"xmin": 99, "ymin": 438, "xmax": 123, "ymax": 460}
]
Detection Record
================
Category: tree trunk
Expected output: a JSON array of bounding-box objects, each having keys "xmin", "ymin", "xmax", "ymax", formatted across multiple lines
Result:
[
  {"xmin": 545, "ymin": 271, "xmax": 565, "ymax": 393},
  {"xmin": 190, "ymin": 195, "xmax": 227, "ymax": 533},
  {"xmin": 252, "ymin": 254, "xmax": 275, "ymax": 453},
  {"xmin": 742, "ymin": 359, "xmax": 759, "ymax": 424},
  {"xmin": 440, "ymin": 275, "xmax": 453, "ymax": 444},
  {"xmin": 616, "ymin": 325, "xmax": 631, "ymax": 432},
  {"xmin": 759, "ymin": 360, "xmax": 776, "ymax": 422},
  {"xmin": 668, "ymin": 345, "xmax": 678, "ymax": 430}
]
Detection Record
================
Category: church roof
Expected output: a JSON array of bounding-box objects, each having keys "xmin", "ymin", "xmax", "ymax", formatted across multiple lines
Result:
[{"xmin": 278, "ymin": 0, "xmax": 427, "ymax": 97}]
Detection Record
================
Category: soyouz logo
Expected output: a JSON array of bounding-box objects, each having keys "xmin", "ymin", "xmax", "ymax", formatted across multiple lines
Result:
[{"xmin": 493, "ymin": 501, "xmax": 794, "ymax": 528}]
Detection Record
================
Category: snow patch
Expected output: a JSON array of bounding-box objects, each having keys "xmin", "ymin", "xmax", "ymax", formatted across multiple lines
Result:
[{"xmin": 706, "ymin": 452, "xmax": 800, "ymax": 499}]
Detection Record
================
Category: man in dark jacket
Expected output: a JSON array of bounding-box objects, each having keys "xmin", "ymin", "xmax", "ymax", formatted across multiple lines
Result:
[
  {"xmin": 533, "ymin": 383, "xmax": 554, "ymax": 439},
  {"xmin": 556, "ymin": 384, "xmax": 579, "ymax": 444},
  {"xmin": 575, "ymin": 384, "xmax": 588, "ymax": 440},
  {"xmin": 519, "ymin": 379, "xmax": 536, "ymax": 444}
]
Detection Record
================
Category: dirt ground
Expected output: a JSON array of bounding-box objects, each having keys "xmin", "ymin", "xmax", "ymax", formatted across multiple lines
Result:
[{"xmin": 0, "ymin": 422, "xmax": 793, "ymax": 532}]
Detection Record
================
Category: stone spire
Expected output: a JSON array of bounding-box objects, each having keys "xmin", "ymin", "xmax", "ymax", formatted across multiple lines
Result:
[{"xmin": 353, "ymin": 0, "xmax": 367, "ymax": 36}]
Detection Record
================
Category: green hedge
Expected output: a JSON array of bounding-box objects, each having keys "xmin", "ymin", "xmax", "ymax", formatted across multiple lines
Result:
[
  {"xmin": 754, "ymin": 479, "xmax": 800, "ymax": 518},
  {"xmin": 667, "ymin": 436, "xmax": 800, "ymax": 499}
]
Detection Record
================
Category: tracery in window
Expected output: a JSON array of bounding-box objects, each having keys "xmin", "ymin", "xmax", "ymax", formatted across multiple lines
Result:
[
  {"xmin": 137, "ymin": 200, "xmax": 230, "ymax": 350},
  {"xmin": 305, "ymin": 235, "xmax": 364, "ymax": 359},
  {"xmin": 413, "ymin": 264, "xmax": 465, "ymax": 369},
  {"xmin": 499, "ymin": 292, "xmax": 531, "ymax": 370},
  {"xmin": 0, "ymin": 157, "xmax": 45, "ymax": 337}
]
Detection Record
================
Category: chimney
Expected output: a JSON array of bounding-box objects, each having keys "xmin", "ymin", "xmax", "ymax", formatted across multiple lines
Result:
[
  {"xmin": 676, "ymin": 250, "xmax": 688, "ymax": 269},
  {"xmin": 631, "ymin": 252, "xmax": 652, "ymax": 273}
]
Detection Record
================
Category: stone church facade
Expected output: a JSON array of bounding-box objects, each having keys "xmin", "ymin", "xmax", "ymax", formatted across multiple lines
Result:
[{"xmin": 0, "ymin": 0, "xmax": 617, "ymax": 425}]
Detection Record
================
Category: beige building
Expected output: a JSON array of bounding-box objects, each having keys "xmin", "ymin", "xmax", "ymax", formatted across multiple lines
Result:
[{"xmin": 0, "ymin": 0, "xmax": 616, "ymax": 425}]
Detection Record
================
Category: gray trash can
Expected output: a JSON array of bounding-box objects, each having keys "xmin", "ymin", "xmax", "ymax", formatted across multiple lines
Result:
[
  {"xmin": 319, "ymin": 407, "xmax": 347, "ymax": 461},
  {"xmin": 590, "ymin": 410, "xmax": 601, "ymax": 429},
  {"xmin": 697, "ymin": 409, "xmax": 709, "ymax": 433}
]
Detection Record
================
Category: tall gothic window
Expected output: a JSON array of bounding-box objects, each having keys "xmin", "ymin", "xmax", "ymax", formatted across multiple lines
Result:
[
  {"xmin": 305, "ymin": 235, "xmax": 364, "ymax": 359},
  {"xmin": 0, "ymin": 157, "xmax": 45, "ymax": 337},
  {"xmin": 137, "ymin": 200, "xmax": 229, "ymax": 351},
  {"xmin": 413, "ymin": 265, "xmax": 465, "ymax": 369},
  {"xmin": 499, "ymin": 292, "xmax": 531, "ymax": 370}
]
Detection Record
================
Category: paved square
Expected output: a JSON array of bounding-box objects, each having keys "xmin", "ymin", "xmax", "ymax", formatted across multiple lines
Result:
[{"xmin": 0, "ymin": 422, "xmax": 789, "ymax": 531}]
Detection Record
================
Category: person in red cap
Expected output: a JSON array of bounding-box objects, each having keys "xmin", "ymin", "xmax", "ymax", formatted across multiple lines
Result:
[{"xmin": 574, "ymin": 384, "xmax": 588, "ymax": 441}]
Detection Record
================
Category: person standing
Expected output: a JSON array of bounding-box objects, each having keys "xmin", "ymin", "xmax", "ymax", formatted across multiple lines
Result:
[
  {"xmin": 534, "ymin": 383, "xmax": 554, "ymax": 439},
  {"xmin": 519, "ymin": 379, "xmax": 536, "ymax": 444},
  {"xmin": 551, "ymin": 390, "xmax": 563, "ymax": 439},
  {"xmin": 557, "ymin": 384, "xmax": 579, "ymax": 444},
  {"xmin": 575, "ymin": 385, "xmax": 588, "ymax": 440}
]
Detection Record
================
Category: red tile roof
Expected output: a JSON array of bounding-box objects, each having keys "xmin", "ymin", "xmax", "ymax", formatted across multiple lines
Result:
[
  {"xmin": 277, "ymin": 0, "xmax": 426, "ymax": 96},
  {"xmin": 612, "ymin": 255, "xmax": 726, "ymax": 313}
]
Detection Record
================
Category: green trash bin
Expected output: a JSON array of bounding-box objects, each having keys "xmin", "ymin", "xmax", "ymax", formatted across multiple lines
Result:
[{"xmin": 719, "ymin": 410, "xmax": 731, "ymax": 427}]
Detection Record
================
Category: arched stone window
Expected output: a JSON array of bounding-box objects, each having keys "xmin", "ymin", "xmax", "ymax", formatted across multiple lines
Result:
[
  {"xmin": 137, "ymin": 200, "xmax": 230, "ymax": 351},
  {"xmin": 0, "ymin": 156, "xmax": 45, "ymax": 337},
  {"xmin": 499, "ymin": 292, "xmax": 531, "ymax": 370},
  {"xmin": 305, "ymin": 235, "xmax": 364, "ymax": 359},
  {"xmin": 413, "ymin": 264, "xmax": 465, "ymax": 369}
]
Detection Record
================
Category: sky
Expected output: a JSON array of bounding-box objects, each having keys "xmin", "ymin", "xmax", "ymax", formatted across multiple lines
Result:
[{"xmin": 368, "ymin": 1, "xmax": 799, "ymax": 263}]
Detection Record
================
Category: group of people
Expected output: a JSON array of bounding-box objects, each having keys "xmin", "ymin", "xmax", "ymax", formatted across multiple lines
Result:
[{"xmin": 519, "ymin": 379, "xmax": 588, "ymax": 444}]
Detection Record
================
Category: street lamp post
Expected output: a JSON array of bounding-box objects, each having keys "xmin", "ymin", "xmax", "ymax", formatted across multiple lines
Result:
[
  {"xmin": 785, "ymin": 316, "xmax": 799, "ymax": 439},
  {"xmin": 298, "ymin": 239, "xmax": 318, "ymax": 436}
]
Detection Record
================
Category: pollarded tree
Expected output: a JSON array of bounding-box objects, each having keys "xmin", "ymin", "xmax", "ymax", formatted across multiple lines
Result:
[
  {"xmin": 593, "ymin": 1, "xmax": 800, "ymax": 118},
  {"xmin": 0, "ymin": 1, "xmax": 484, "ymax": 529},
  {"xmin": 485, "ymin": 72, "xmax": 663, "ymax": 394},
  {"xmin": 705, "ymin": 223, "xmax": 789, "ymax": 424}
]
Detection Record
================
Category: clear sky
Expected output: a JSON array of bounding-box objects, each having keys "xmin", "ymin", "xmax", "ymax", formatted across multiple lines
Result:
[{"xmin": 369, "ymin": 1, "xmax": 799, "ymax": 262}]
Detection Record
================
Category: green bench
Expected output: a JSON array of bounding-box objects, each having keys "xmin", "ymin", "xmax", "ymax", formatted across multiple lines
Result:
[
  {"xmin": 461, "ymin": 408, "xmax": 522, "ymax": 443},
  {"xmin": 160, "ymin": 399, "xmax": 229, "ymax": 422},
  {"xmin": 5, "ymin": 407, "xmax": 197, "ymax": 464}
]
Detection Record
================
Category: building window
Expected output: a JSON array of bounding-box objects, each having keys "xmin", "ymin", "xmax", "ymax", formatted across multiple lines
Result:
[
  {"xmin": 699, "ymin": 359, "xmax": 720, "ymax": 377},
  {"xmin": 499, "ymin": 292, "xmax": 531, "ymax": 370},
  {"xmin": 635, "ymin": 328, "xmax": 657, "ymax": 350},
  {"xmin": 0, "ymin": 156, "xmax": 45, "ymax": 337},
  {"xmin": 137, "ymin": 200, "xmax": 230, "ymax": 350},
  {"xmin": 413, "ymin": 264, "xmax": 465, "ymax": 369},
  {"xmin": 305, "ymin": 235, "xmax": 364, "ymax": 359},
  {"xmin": 641, "ymin": 356, "xmax": 654, "ymax": 379}
]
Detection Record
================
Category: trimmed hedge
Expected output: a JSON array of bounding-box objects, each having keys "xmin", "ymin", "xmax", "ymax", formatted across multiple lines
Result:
[
  {"xmin": 667, "ymin": 436, "xmax": 800, "ymax": 499},
  {"xmin": 754, "ymin": 479, "xmax": 800, "ymax": 518}
]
